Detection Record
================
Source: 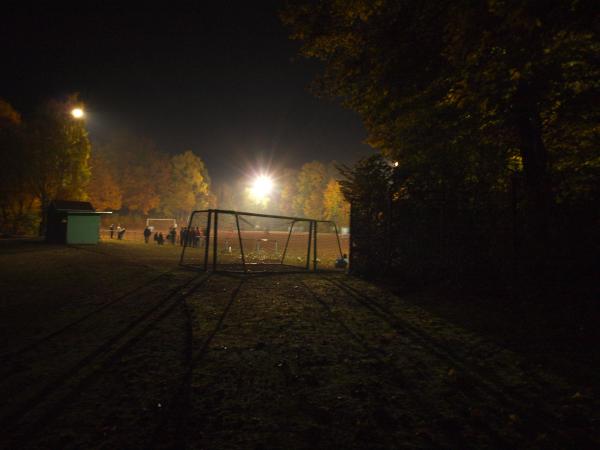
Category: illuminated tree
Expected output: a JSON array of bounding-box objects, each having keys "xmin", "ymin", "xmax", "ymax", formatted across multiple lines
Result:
[
  {"xmin": 159, "ymin": 150, "xmax": 210, "ymax": 221},
  {"xmin": 98, "ymin": 132, "xmax": 169, "ymax": 215},
  {"xmin": 26, "ymin": 95, "xmax": 91, "ymax": 233},
  {"xmin": 323, "ymin": 179, "xmax": 349, "ymax": 227},
  {"xmin": 87, "ymin": 152, "xmax": 122, "ymax": 211},
  {"xmin": 295, "ymin": 161, "xmax": 328, "ymax": 218},
  {"xmin": 277, "ymin": 168, "xmax": 299, "ymax": 216}
]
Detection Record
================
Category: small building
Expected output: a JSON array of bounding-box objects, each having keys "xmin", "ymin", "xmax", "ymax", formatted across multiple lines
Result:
[{"xmin": 46, "ymin": 200, "xmax": 107, "ymax": 244}]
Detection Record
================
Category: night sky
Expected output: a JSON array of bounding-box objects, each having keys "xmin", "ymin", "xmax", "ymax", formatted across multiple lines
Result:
[{"xmin": 2, "ymin": 4, "xmax": 372, "ymax": 183}]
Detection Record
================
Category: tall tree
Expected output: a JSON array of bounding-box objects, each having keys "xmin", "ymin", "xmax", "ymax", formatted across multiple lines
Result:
[
  {"xmin": 159, "ymin": 150, "xmax": 210, "ymax": 221},
  {"xmin": 277, "ymin": 168, "xmax": 300, "ymax": 216},
  {"xmin": 87, "ymin": 151, "xmax": 122, "ymax": 211},
  {"xmin": 323, "ymin": 178, "xmax": 350, "ymax": 227},
  {"xmin": 283, "ymin": 0, "xmax": 599, "ymax": 267},
  {"xmin": 26, "ymin": 95, "xmax": 91, "ymax": 233},
  {"xmin": 0, "ymin": 99, "xmax": 38, "ymax": 234},
  {"xmin": 295, "ymin": 161, "xmax": 329, "ymax": 218},
  {"xmin": 97, "ymin": 132, "xmax": 169, "ymax": 215}
]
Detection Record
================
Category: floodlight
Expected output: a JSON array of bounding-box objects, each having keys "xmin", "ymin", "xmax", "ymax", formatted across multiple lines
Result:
[{"xmin": 71, "ymin": 108, "xmax": 85, "ymax": 119}]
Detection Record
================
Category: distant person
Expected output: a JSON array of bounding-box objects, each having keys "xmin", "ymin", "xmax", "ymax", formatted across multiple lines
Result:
[
  {"xmin": 118, "ymin": 227, "xmax": 126, "ymax": 240},
  {"xmin": 180, "ymin": 227, "xmax": 186, "ymax": 246},
  {"xmin": 143, "ymin": 226, "xmax": 151, "ymax": 244},
  {"xmin": 157, "ymin": 232, "xmax": 165, "ymax": 245},
  {"xmin": 169, "ymin": 227, "xmax": 176, "ymax": 245},
  {"xmin": 335, "ymin": 253, "xmax": 348, "ymax": 269},
  {"xmin": 194, "ymin": 227, "xmax": 201, "ymax": 248},
  {"xmin": 109, "ymin": 224, "xmax": 115, "ymax": 239},
  {"xmin": 154, "ymin": 232, "xmax": 158, "ymax": 243}
]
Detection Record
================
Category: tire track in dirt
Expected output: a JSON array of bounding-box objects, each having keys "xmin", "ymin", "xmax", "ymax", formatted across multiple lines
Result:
[
  {"xmin": 0, "ymin": 273, "xmax": 211, "ymax": 448},
  {"xmin": 151, "ymin": 276, "xmax": 245, "ymax": 449},
  {"xmin": 319, "ymin": 275, "xmax": 597, "ymax": 449},
  {"xmin": 299, "ymin": 278, "xmax": 511, "ymax": 449}
]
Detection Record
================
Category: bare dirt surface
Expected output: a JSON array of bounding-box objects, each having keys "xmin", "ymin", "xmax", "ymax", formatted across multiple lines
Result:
[{"xmin": 0, "ymin": 241, "xmax": 597, "ymax": 449}]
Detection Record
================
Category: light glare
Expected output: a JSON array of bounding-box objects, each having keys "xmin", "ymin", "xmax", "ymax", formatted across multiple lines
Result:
[
  {"xmin": 71, "ymin": 108, "xmax": 84, "ymax": 119},
  {"xmin": 248, "ymin": 175, "xmax": 274, "ymax": 205}
]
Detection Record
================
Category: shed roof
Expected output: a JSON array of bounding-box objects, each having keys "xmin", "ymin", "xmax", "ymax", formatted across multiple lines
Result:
[{"xmin": 50, "ymin": 200, "xmax": 95, "ymax": 212}]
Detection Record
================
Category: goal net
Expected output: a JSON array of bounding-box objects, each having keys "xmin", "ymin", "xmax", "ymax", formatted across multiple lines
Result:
[{"xmin": 179, "ymin": 209, "xmax": 347, "ymax": 272}]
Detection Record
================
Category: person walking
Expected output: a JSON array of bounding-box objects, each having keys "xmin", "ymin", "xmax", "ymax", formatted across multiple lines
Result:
[
  {"xmin": 143, "ymin": 226, "xmax": 151, "ymax": 244},
  {"xmin": 180, "ymin": 227, "xmax": 186, "ymax": 246},
  {"xmin": 109, "ymin": 224, "xmax": 115, "ymax": 239}
]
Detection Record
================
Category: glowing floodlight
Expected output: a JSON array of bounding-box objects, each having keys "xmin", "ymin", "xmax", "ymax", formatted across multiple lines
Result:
[
  {"xmin": 248, "ymin": 174, "xmax": 274, "ymax": 205},
  {"xmin": 71, "ymin": 107, "xmax": 85, "ymax": 119}
]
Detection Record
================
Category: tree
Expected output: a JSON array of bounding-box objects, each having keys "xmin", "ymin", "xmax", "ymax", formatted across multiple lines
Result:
[
  {"xmin": 159, "ymin": 150, "xmax": 210, "ymax": 221},
  {"xmin": 283, "ymin": 0, "xmax": 599, "ymax": 283},
  {"xmin": 97, "ymin": 132, "xmax": 169, "ymax": 215},
  {"xmin": 87, "ymin": 151, "xmax": 122, "ymax": 211},
  {"xmin": 323, "ymin": 179, "xmax": 349, "ymax": 227},
  {"xmin": 26, "ymin": 95, "xmax": 91, "ymax": 234},
  {"xmin": 295, "ymin": 161, "xmax": 329, "ymax": 218},
  {"xmin": 0, "ymin": 99, "xmax": 39, "ymax": 234},
  {"xmin": 277, "ymin": 168, "xmax": 300, "ymax": 216}
]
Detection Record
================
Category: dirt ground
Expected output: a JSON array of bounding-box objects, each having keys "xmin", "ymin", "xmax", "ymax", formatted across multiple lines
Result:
[{"xmin": 0, "ymin": 240, "xmax": 597, "ymax": 449}]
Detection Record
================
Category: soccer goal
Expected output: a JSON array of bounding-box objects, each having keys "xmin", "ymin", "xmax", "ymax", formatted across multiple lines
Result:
[
  {"xmin": 179, "ymin": 209, "xmax": 346, "ymax": 272},
  {"xmin": 146, "ymin": 218, "xmax": 177, "ymax": 232}
]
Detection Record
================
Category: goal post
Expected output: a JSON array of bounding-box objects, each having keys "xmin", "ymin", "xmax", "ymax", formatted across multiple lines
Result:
[{"xmin": 179, "ymin": 209, "xmax": 347, "ymax": 272}]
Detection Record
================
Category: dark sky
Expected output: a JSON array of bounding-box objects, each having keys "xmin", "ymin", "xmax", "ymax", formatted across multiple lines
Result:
[{"xmin": 2, "ymin": 5, "xmax": 372, "ymax": 183}]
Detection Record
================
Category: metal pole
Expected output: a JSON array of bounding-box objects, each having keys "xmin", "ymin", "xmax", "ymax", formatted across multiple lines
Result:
[
  {"xmin": 349, "ymin": 201, "xmax": 354, "ymax": 273},
  {"xmin": 203, "ymin": 211, "xmax": 212, "ymax": 271},
  {"xmin": 313, "ymin": 220, "xmax": 318, "ymax": 271},
  {"xmin": 213, "ymin": 210, "xmax": 219, "ymax": 271},
  {"xmin": 305, "ymin": 221, "xmax": 312, "ymax": 271},
  {"xmin": 331, "ymin": 221, "xmax": 343, "ymax": 258},
  {"xmin": 280, "ymin": 220, "xmax": 296, "ymax": 264},
  {"xmin": 235, "ymin": 213, "xmax": 247, "ymax": 273},
  {"xmin": 179, "ymin": 210, "xmax": 195, "ymax": 266}
]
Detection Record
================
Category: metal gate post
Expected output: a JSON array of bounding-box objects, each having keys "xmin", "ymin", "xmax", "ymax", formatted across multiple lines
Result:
[
  {"xmin": 203, "ymin": 210, "xmax": 212, "ymax": 271},
  {"xmin": 179, "ymin": 211, "xmax": 195, "ymax": 266},
  {"xmin": 212, "ymin": 210, "xmax": 219, "ymax": 271},
  {"xmin": 235, "ymin": 213, "xmax": 247, "ymax": 273},
  {"xmin": 305, "ymin": 221, "xmax": 313, "ymax": 271},
  {"xmin": 313, "ymin": 221, "xmax": 318, "ymax": 271},
  {"xmin": 280, "ymin": 220, "xmax": 296, "ymax": 264}
]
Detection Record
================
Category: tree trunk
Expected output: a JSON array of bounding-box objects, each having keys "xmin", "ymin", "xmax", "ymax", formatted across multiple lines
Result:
[{"xmin": 514, "ymin": 81, "xmax": 552, "ymax": 278}]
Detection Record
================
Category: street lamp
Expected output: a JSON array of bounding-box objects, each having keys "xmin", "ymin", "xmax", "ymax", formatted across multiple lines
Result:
[{"xmin": 71, "ymin": 107, "xmax": 85, "ymax": 119}]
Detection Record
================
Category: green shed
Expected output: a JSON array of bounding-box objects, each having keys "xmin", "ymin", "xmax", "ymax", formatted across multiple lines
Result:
[{"xmin": 46, "ymin": 200, "xmax": 109, "ymax": 244}]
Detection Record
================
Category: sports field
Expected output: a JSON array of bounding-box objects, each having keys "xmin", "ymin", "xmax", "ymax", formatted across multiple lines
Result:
[{"xmin": 0, "ymin": 240, "xmax": 597, "ymax": 449}]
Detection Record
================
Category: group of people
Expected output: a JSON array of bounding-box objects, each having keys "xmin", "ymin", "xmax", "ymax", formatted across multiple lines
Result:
[
  {"xmin": 109, "ymin": 224, "xmax": 126, "ymax": 240},
  {"xmin": 179, "ymin": 227, "xmax": 205, "ymax": 248},
  {"xmin": 143, "ymin": 226, "xmax": 177, "ymax": 245}
]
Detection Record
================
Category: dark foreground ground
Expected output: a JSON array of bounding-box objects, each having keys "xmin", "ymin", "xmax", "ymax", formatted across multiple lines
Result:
[{"xmin": 0, "ymin": 240, "xmax": 598, "ymax": 449}]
